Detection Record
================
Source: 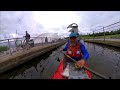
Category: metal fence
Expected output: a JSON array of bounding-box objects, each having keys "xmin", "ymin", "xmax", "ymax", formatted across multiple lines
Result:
[
  {"xmin": 83, "ymin": 21, "xmax": 120, "ymax": 42},
  {"xmin": 0, "ymin": 36, "xmax": 64, "ymax": 58}
]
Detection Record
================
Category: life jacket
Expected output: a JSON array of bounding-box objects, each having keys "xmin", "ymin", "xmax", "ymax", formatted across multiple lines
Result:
[{"xmin": 66, "ymin": 42, "xmax": 82, "ymax": 60}]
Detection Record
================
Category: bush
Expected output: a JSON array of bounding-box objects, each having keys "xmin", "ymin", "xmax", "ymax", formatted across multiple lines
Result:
[
  {"xmin": 0, "ymin": 46, "xmax": 9, "ymax": 52},
  {"xmin": 84, "ymin": 29, "xmax": 120, "ymax": 37}
]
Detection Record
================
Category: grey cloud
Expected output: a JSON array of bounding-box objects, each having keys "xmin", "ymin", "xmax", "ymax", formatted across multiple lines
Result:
[
  {"xmin": 61, "ymin": 25, "xmax": 67, "ymax": 30},
  {"xmin": 0, "ymin": 11, "xmax": 120, "ymax": 39},
  {"xmin": 77, "ymin": 11, "xmax": 120, "ymax": 30},
  {"xmin": 50, "ymin": 28, "xmax": 60, "ymax": 31},
  {"xmin": 0, "ymin": 11, "xmax": 45, "ymax": 39}
]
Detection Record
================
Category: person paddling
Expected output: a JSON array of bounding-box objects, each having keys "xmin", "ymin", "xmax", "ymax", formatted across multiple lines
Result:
[{"xmin": 60, "ymin": 32, "xmax": 89, "ymax": 69}]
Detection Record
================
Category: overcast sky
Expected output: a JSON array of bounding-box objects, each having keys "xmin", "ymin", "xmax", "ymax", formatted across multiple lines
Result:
[{"xmin": 0, "ymin": 11, "xmax": 120, "ymax": 39}]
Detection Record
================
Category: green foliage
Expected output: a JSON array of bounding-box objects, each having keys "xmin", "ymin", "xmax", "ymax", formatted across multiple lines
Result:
[
  {"xmin": 92, "ymin": 29, "xmax": 120, "ymax": 36},
  {"xmin": 81, "ymin": 29, "xmax": 120, "ymax": 37},
  {"xmin": 0, "ymin": 46, "xmax": 9, "ymax": 52}
]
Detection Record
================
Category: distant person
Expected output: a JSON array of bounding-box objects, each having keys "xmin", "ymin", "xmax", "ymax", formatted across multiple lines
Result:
[
  {"xmin": 23, "ymin": 31, "xmax": 31, "ymax": 50},
  {"xmin": 25, "ymin": 31, "xmax": 30, "ymax": 44},
  {"xmin": 45, "ymin": 37, "xmax": 48, "ymax": 43}
]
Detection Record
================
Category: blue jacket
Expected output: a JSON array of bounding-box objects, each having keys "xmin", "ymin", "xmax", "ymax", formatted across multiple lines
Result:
[{"xmin": 63, "ymin": 42, "xmax": 89, "ymax": 61}]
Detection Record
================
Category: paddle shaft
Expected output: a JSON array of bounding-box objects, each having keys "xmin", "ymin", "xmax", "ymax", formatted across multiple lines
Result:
[{"xmin": 59, "ymin": 50, "xmax": 110, "ymax": 79}]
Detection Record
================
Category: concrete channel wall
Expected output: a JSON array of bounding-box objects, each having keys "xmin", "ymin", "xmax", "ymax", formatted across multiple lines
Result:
[
  {"xmin": 0, "ymin": 42, "xmax": 66, "ymax": 74},
  {"xmin": 84, "ymin": 40, "xmax": 120, "ymax": 48}
]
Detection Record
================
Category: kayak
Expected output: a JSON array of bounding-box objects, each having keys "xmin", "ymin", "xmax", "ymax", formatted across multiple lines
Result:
[{"xmin": 51, "ymin": 58, "xmax": 92, "ymax": 79}]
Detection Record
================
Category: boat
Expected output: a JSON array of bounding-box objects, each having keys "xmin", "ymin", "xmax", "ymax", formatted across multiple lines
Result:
[{"xmin": 51, "ymin": 58, "xmax": 92, "ymax": 79}]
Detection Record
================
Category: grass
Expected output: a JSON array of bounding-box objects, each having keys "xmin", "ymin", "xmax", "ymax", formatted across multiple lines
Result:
[
  {"xmin": 0, "ymin": 46, "xmax": 9, "ymax": 52},
  {"xmin": 80, "ymin": 34, "xmax": 120, "ymax": 39}
]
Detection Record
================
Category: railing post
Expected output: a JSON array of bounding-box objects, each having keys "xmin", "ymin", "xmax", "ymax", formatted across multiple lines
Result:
[
  {"xmin": 93, "ymin": 31, "xmax": 95, "ymax": 41},
  {"xmin": 103, "ymin": 27, "xmax": 105, "ymax": 43},
  {"xmin": 8, "ymin": 39, "xmax": 12, "ymax": 55}
]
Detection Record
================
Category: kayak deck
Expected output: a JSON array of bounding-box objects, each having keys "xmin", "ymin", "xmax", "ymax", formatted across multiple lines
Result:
[{"xmin": 51, "ymin": 58, "xmax": 91, "ymax": 79}]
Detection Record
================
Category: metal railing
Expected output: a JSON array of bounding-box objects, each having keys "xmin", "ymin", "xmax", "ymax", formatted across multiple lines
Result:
[
  {"xmin": 83, "ymin": 21, "xmax": 120, "ymax": 42},
  {"xmin": 0, "ymin": 36, "xmax": 65, "ymax": 59}
]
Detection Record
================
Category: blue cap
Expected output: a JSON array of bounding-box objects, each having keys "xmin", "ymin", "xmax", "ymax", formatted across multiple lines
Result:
[{"xmin": 69, "ymin": 32, "xmax": 77, "ymax": 37}]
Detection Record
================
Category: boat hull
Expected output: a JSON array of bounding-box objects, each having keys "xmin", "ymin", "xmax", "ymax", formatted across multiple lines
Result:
[{"xmin": 51, "ymin": 58, "xmax": 92, "ymax": 79}]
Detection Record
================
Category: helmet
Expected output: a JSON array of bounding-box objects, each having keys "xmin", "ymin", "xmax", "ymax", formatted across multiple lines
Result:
[{"xmin": 69, "ymin": 32, "xmax": 77, "ymax": 38}]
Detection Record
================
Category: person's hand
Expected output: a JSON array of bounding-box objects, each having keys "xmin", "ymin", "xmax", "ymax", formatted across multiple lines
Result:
[{"xmin": 75, "ymin": 59, "xmax": 85, "ymax": 68}]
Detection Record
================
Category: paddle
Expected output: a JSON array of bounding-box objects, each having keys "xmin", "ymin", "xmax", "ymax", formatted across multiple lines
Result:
[{"xmin": 58, "ymin": 49, "xmax": 110, "ymax": 79}]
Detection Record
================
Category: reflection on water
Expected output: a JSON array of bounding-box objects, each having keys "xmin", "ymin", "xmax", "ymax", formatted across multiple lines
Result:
[
  {"xmin": 85, "ymin": 42, "xmax": 120, "ymax": 79},
  {"xmin": 0, "ymin": 42, "xmax": 120, "ymax": 79},
  {"xmin": 0, "ymin": 46, "xmax": 64, "ymax": 79}
]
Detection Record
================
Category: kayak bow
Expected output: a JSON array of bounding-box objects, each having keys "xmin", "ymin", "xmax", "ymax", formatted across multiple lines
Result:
[{"xmin": 51, "ymin": 58, "xmax": 91, "ymax": 79}]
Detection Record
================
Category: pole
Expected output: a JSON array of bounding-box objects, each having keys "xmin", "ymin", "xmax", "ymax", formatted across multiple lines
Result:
[
  {"xmin": 93, "ymin": 31, "xmax": 95, "ymax": 41},
  {"xmin": 16, "ymin": 30, "xmax": 17, "ymax": 37},
  {"xmin": 8, "ymin": 39, "xmax": 12, "ymax": 55},
  {"xmin": 103, "ymin": 27, "xmax": 105, "ymax": 43}
]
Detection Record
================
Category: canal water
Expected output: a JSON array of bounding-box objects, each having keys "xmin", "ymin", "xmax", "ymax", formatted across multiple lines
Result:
[{"xmin": 0, "ymin": 41, "xmax": 120, "ymax": 79}]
